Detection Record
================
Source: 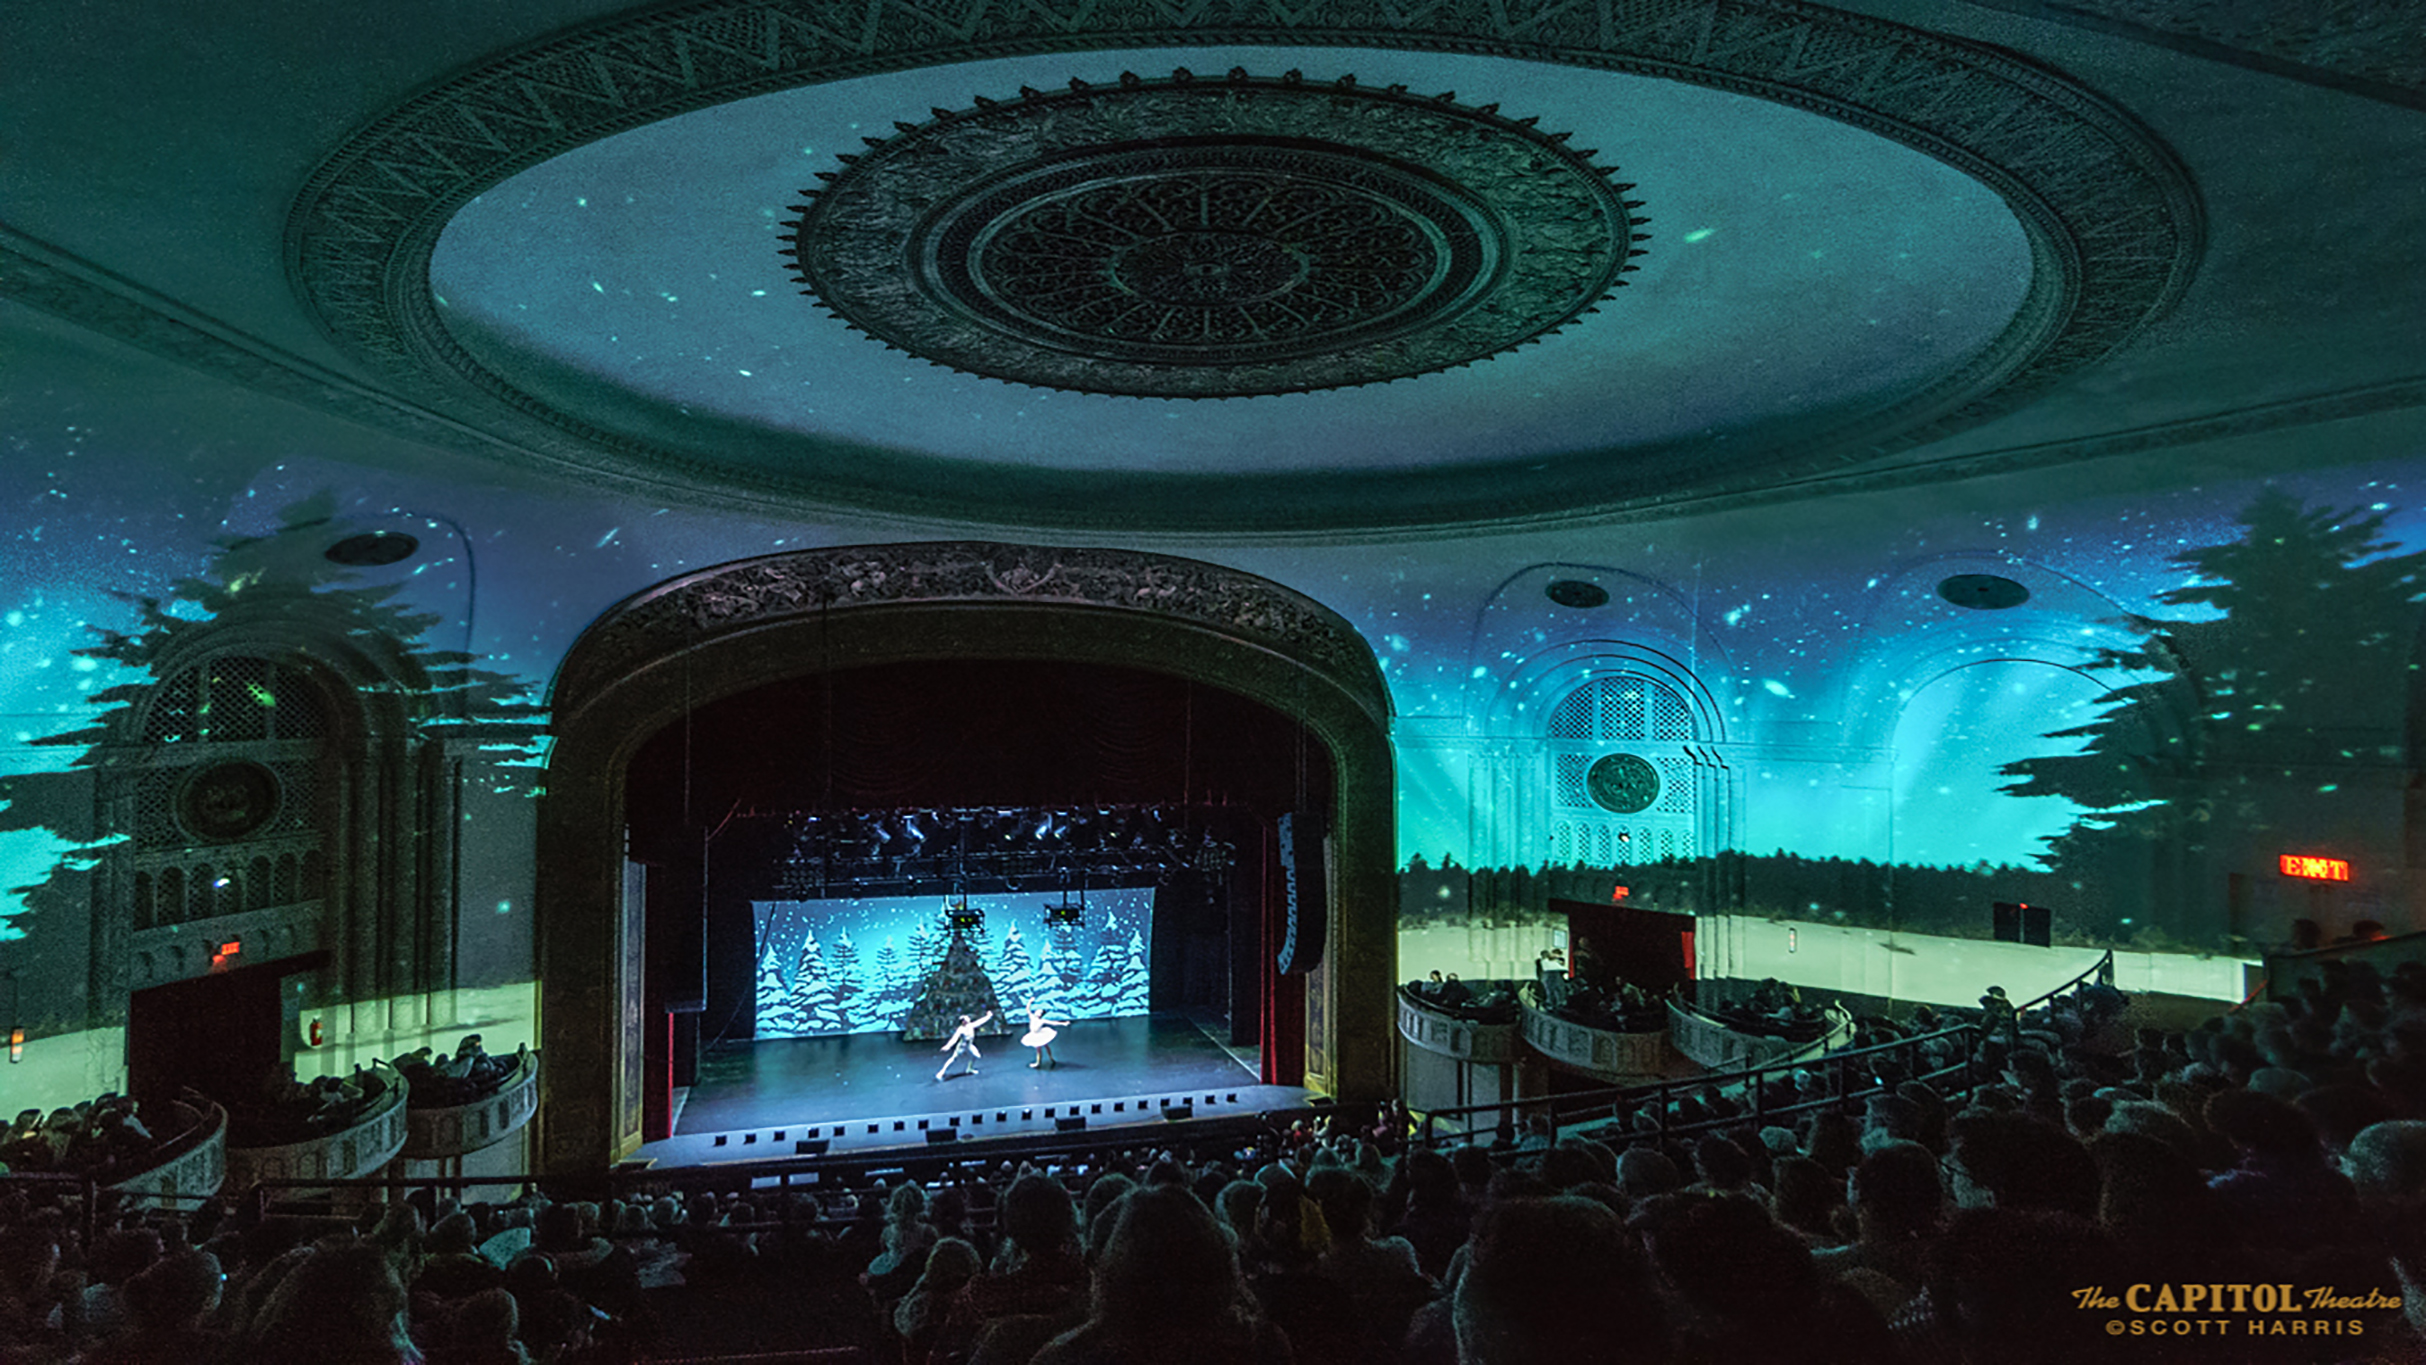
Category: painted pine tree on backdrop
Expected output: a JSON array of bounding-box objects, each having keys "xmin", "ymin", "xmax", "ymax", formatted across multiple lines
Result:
[
  {"xmin": 790, "ymin": 926, "xmax": 847, "ymax": 1033},
  {"xmin": 1113, "ymin": 928, "xmax": 1149, "ymax": 1015},
  {"xmin": 829, "ymin": 929, "xmax": 865, "ymax": 1026},
  {"xmin": 1041, "ymin": 925, "xmax": 1087, "ymax": 1015},
  {"xmin": 871, "ymin": 936, "xmax": 909, "ymax": 1029},
  {"xmin": 994, "ymin": 924, "xmax": 1042, "ymax": 1017},
  {"xmin": 757, "ymin": 937, "xmax": 806, "ymax": 1037}
]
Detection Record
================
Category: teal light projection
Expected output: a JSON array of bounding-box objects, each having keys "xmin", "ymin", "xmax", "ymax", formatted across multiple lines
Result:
[{"xmin": 1378, "ymin": 475, "xmax": 2426, "ymax": 949}]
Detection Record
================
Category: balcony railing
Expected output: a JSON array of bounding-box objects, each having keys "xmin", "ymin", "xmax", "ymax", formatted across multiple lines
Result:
[
  {"xmin": 1665, "ymin": 998, "xmax": 1855, "ymax": 1071},
  {"xmin": 1396, "ymin": 988, "xmax": 1522, "ymax": 1065},
  {"xmin": 1415, "ymin": 949, "xmax": 2117, "ymax": 1150},
  {"xmin": 1519, "ymin": 1001, "xmax": 1668, "ymax": 1081},
  {"xmin": 403, "ymin": 1053, "xmax": 541, "ymax": 1159},
  {"xmin": 100, "ymin": 1098, "xmax": 228, "ymax": 1210},
  {"xmin": 226, "ymin": 1061, "xmax": 410, "ymax": 1189}
]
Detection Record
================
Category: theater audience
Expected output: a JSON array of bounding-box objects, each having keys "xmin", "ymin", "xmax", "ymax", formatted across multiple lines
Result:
[
  {"xmin": 1030, "ymin": 1185, "xmax": 1288, "ymax": 1365},
  {"xmin": 1305, "ymin": 1165, "xmax": 1430, "ymax": 1354},
  {"xmin": 1453, "ymin": 1196, "xmax": 1666, "ymax": 1365},
  {"xmin": 430, "ymin": 1286, "xmax": 529, "ymax": 1365},
  {"xmin": 15, "ymin": 955, "xmax": 2426, "ymax": 1365},
  {"xmin": 896, "ymin": 1238, "xmax": 982, "ymax": 1365},
  {"xmin": 75, "ymin": 1246, "xmax": 224, "ymax": 1365},
  {"xmin": 246, "ymin": 1236, "xmax": 417, "ymax": 1365},
  {"xmin": 938, "ymin": 1173, "xmax": 1087, "ymax": 1364}
]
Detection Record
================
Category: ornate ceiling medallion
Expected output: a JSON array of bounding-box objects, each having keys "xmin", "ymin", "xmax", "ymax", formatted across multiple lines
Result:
[{"xmin": 781, "ymin": 71, "xmax": 1647, "ymax": 398}]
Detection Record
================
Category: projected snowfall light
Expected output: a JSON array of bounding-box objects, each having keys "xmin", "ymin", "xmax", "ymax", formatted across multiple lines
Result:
[{"xmin": 752, "ymin": 888, "xmax": 1153, "ymax": 1038}]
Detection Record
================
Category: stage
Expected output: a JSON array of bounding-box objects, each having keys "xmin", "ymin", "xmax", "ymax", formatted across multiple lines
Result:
[{"xmin": 634, "ymin": 1013, "xmax": 1303, "ymax": 1167}]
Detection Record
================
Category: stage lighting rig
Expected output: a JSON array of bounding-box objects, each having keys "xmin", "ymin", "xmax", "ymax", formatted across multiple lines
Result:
[
  {"xmin": 944, "ymin": 894, "xmax": 985, "ymax": 935},
  {"xmin": 1045, "ymin": 885, "xmax": 1086, "ymax": 926}
]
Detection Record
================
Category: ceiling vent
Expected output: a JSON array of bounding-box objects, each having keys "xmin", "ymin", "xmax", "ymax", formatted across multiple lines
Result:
[
  {"xmin": 1937, "ymin": 573, "xmax": 2029, "ymax": 610},
  {"xmin": 324, "ymin": 532, "xmax": 419, "ymax": 567}
]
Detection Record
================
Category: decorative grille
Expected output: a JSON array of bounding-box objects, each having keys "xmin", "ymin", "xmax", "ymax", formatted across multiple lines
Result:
[
  {"xmin": 1546, "ymin": 673, "xmax": 1701, "ymax": 866},
  {"xmin": 142, "ymin": 659, "xmax": 335, "ymax": 745}
]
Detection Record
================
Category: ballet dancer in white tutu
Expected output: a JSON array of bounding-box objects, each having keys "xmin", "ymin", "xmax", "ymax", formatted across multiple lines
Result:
[
  {"xmin": 1021, "ymin": 1001, "xmax": 1071, "ymax": 1069},
  {"xmin": 935, "ymin": 1010, "xmax": 993, "ymax": 1081}
]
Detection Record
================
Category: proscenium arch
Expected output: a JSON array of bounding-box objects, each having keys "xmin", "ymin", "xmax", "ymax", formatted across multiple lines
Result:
[{"xmin": 534, "ymin": 542, "xmax": 1396, "ymax": 1171}]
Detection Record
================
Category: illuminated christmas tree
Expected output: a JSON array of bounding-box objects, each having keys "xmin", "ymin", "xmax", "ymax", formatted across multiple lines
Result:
[{"xmin": 899, "ymin": 927, "xmax": 1007, "ymax": 1041}]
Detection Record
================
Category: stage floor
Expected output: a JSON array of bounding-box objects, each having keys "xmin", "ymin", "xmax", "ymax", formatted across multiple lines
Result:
[{"xmin": 636, "ymin": 1014, "xmax": 1294, "ymax": 1167}]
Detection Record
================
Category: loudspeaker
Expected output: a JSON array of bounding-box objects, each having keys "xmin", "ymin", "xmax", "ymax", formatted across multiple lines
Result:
[
  {"xmin": 1991, "ymin": 902, "xmax": 2024, "ymax": 943},
  {"xmin": 926, "ymin": 1128, "xmax": 960, "ymax": 1145},
  {"xmin": 2022, "ymin": 903, "xmax": 2052, "ymax": 948},
  {"xmin": 1162, "ymin": 1105, "xmax": 1194, "ymax": 1122},
  {"xmin": 1275, "ymin": 811, "xmax": 1327, "ymax": 976},
  {"xmin": 1055, "ymin": 1116, "xmax": 1088, "ymax": 1133}
]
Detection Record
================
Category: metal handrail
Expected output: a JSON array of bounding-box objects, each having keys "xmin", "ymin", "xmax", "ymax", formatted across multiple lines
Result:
[{"xmin": 1414, "ymin": 945, "xmax": 2121, "ymax": 1150}]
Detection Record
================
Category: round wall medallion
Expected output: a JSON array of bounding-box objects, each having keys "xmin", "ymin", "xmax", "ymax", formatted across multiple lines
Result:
[
  {"xmin": 783, "ymin": 71, "xmax": 1644, "ymax": 397},
  {"xmin": 1586, "ymin": 752, "xmax": 1660, "ymax": 815},
  {"xmin": 176, "ymin": 761, "xmax": 283, "ymax": 842}
]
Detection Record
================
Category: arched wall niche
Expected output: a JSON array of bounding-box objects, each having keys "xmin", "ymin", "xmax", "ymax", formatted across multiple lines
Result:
[
  {"xmin": 1455, "ymin": 641, "xmax": 1733, "ymax": 871},
  {"xmin": 537, "ymin": 542, "xmax": 1397, "ymax": 1172},
  {"xmin": 89, "ymin": 593, "xmax": 474, "ymax": 1036}
]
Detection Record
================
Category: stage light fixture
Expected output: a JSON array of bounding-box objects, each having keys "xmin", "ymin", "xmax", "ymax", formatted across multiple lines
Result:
[{"xmin": 945, "ymin": 891, "xmax": 986, "ymax": 935}]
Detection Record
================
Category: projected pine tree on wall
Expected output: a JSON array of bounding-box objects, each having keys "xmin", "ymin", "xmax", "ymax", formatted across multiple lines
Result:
[
  {"xmin": 0, "ymin": 496, "xmax": 545, "ymax": 1034},
  {"xmin": 2002, "ymin": 491, "xmax": 2426, "ymax": 946}
]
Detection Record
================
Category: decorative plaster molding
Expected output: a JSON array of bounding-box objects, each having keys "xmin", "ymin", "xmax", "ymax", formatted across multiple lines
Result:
[
  {"xmin": 785, "ymin": 72, "xmax": 1644, "ymax": 396},
  {"xmin": 279, "ymin": 0, "xmax": 2208, "ymax": 528},
  {"xmin": 559, "ymin": 540, "xmax": 1389, "ymax": 712},
  {"xmin": 1963, "ymin": 0, "xmax": 2426, "ymax": 109}
]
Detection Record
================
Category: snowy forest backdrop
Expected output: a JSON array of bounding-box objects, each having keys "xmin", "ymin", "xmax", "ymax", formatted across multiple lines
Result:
[{"xmin": 751, "ymin": 888, "xmax": 1155, "ymax": 1038}]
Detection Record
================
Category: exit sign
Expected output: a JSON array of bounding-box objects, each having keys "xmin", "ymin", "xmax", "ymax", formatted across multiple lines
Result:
[{"xmin": 2279, "ymin": 854, "xmax": 2351, "ymax": 882}]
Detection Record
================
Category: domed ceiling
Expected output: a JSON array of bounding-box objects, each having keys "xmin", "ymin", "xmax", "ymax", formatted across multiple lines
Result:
[{"xmin": 288, "ymin": 4, "xmax": 2201, "ymax": 533}]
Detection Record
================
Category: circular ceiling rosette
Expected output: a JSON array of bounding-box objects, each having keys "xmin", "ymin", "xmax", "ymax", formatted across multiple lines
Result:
[{"xmin": 781, "ymin": 70, "xmax": 1648, "ymax": 398}]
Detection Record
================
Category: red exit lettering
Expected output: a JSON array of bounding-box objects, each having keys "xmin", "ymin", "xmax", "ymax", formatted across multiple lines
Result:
[{"xmin": 2279, "ymin": 854, "xmax": 2351, "ymax": 882}]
